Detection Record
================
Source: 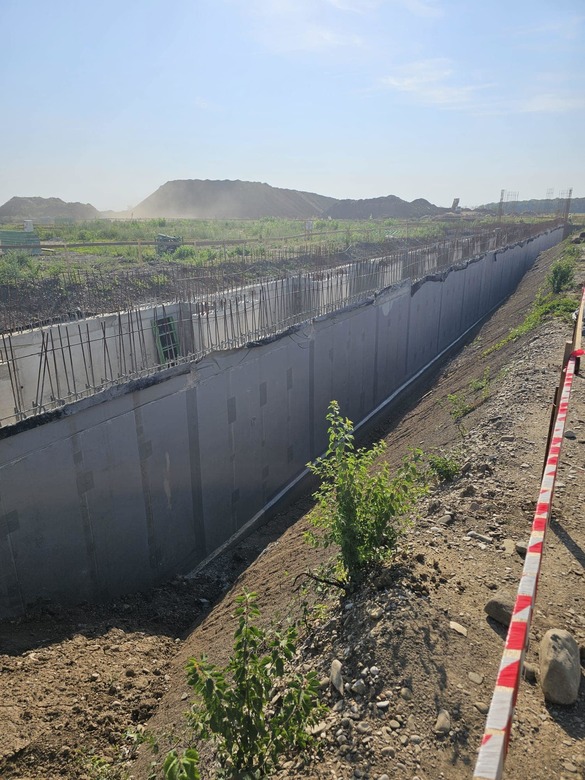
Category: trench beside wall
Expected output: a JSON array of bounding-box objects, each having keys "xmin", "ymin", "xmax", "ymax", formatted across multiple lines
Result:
[{"xmin": 0, "ymin": 228, "xmax": 562, "ymax": 617}]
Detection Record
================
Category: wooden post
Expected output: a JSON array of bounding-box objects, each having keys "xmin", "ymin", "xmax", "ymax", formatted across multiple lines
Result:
[{"xmin": 573, "ymin": 286, "xmax": 584, "ymax": 373}]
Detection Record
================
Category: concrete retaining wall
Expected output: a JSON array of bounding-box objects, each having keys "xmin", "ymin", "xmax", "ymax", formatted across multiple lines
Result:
[{"xmin": 0, "ymin": 228, "xmax": 562, "ymax": 617}]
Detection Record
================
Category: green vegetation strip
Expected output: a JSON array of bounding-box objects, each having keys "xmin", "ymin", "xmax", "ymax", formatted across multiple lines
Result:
[{"xmin": 483, "ymin": 241, "xmax": 581, "ymax": 357}]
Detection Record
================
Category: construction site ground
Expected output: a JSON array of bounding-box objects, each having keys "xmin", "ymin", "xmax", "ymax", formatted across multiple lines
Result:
[{"xmin": 1, "ymin": 237, "xmax": 584, "ymax": 780}]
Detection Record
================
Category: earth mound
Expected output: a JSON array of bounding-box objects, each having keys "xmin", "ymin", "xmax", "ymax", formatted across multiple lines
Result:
[
  {"xmin": 477, "ymin": 196, "xmax": 585, "ymax": 215},
  {"xmin": 0, "ymin": 196, "xmax": 100, "ymax": 221},
  {"xmin": 132, "ymin": 179, "xmax": 445, "ymax": 220},
  {"xmin": 132, "ymin": 179, "xmax": 338, "ymax": 219},
  {"xmin": 324, "ymin": 194, "xmax": 443, "ymax": 219}
]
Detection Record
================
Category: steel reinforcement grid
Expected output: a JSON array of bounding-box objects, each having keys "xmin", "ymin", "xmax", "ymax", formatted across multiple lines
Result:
[{"xmin": 0, "ymin": 221, "xmax": 560, "ymax": 334}]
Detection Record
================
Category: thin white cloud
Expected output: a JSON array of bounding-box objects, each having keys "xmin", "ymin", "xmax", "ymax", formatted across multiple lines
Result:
[
  {"xmin": 325, "ymin": 0, "xmax": 382, "ymax": 11},
  {"xmin": 303, "ymin": 26, "xmax": 364, "ymax": 49},
  {"xmin": 239, "ymin": 0, "xmax": 367, "ymax": 53},
  {"xmin": 380, "ymin": 58, "xmax": 488, "ymax": 108},
  {"xmin": 324, "ymin": 0, "xmax": 443, "ymax": 17},
  {"xmin": 396, "ymin": 0, "xmax": 443, "ymax": 18},
  {"xmin": 518, "ymin": 93, "xmax": 585, "ymax": 114},
  {"xmin": 379, "ymin": 58, "xmax": 585, "ymax": 115},
  {"xmin": 512, "ymin": 14, "xmax": 584, "ymax": 42},
  {"xmin": 232, "ymin": 0, "xmax": 443, "ymax": 57}
]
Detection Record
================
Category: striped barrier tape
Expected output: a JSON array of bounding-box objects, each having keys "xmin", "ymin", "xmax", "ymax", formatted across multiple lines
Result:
[{"xmin": 473, "ymin": 345, "xmax": 583, "ymax": 780}]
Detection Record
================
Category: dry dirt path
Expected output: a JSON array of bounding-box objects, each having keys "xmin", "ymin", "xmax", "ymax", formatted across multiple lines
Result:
[{"xmin": 1, "ymin": 237, "xmax": 584, "ymax": 780}]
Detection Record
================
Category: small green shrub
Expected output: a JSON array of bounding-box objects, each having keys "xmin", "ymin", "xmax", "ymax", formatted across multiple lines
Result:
[
  {"xmin": 447, "ymin": 392, "xmax": 473, "ymax": 421},
  {"xmin": 172, "ymin": 246, "xmax": 200, "ymax": 262},
  {"xmin": 163, "ymin": 749, "xmax": 200, "ymax": 780},
  {"xmin": 0, "ymin": 250, "xmax": 41, "ymax": 283},
  {"xmin": 548, "ymin": 257, "xmax": 575, "ymax": 293},
  {"xmin": 427, "ymin": 453, "xmax": 460, "ymax": 482},
  {"xmin": 164, "ymin": 591, "xmax": 323, "ymax": 780},
  {"xmin": 306, "ymin": 401, "xmax": 424, "ymax": 586},
  {"xmin": 470, "ymin": 367, "xmax": 490, "ymax": 395},
  {"xmin": 483, "ymin": 292, "xmax": 576, "ymax": 356}
]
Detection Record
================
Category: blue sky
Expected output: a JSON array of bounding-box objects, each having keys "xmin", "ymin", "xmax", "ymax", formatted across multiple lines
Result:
[{"xmin": 1, "ymin": 0, "xmax": 583, "ymax": 210}]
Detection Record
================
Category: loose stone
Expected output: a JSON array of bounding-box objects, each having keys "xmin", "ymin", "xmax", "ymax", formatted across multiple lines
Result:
[
  {"xmin": 468, "ymin": 530, "xmax": 492, "ymax": 544},
  {"xmin": 515, "ymin": 541, "xmax": 528, "ymax": 558},
  {"xmin": 484, "ymin": 591, "xmax": 515, "ymax": 627},
  {"xmin": 434, "ymin": 709, "xmax": 451, "ymax": 736},
  {"xmin": 539, "ymin": 629, "xmax": 581, "ymax": 705},
  {"xmin": 330, "ymin": 659, "xmax": 344, "ymax": 696},
  {"xmin": 450, "ymin": 621, "xmax": 468, "ymax": 637},
  {"xmin": 501, "ymin": 538, "xmax": 516, "ymax": 555},
  {"xmin": 351, "ymin": 679, "xmax": 367, "ymax": 696},
  {"xmin": 522, "ymin": 662, "xmax": 538, "ymax": 683}
]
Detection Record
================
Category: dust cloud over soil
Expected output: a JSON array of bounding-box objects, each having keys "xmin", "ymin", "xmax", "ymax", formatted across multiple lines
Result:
[{"xmin": 1, "ymin": 239, "xmax": 584, "ymax": 780}]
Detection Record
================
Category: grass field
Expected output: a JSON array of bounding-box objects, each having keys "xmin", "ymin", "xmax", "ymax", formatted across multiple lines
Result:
[{"xmin": 0, "ymin": 214, "xmax": 563, "ymax": 284}]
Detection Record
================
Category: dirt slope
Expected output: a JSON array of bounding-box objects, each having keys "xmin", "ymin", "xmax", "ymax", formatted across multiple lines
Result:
[{"xmin": 1, "ymin": 237, "xmax": 584, "ymax": 780}]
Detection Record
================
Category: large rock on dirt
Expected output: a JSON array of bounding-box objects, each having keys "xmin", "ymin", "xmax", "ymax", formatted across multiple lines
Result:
[
  {"xmin": 330, "ymin": 659, "xmax": 344, "ymax": 696},
  {"xmin": 539, "ymin": 629, "xmax": 581, "ymax": 705},
  {"xmin": 434, "ymin": 709, "xmax": 451, "ymax": 736},
  {"xmin": 484, "ymin": 591, "xmax": 515, "ymax": 627}
]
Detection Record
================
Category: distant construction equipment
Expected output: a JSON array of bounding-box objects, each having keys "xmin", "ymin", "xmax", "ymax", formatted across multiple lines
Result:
[{"xmin": 155, "ymin": 233, "xmax": 183, "ymax": 255}]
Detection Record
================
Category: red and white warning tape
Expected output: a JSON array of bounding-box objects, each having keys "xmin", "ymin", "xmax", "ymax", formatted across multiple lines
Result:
[{"xmin": 473, "ymin": 346, "xmax": 583, "ymax": 780}]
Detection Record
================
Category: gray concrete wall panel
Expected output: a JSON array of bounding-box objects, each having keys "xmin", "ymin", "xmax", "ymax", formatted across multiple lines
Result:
[
  {"xmin": 227, "ymin": 357, "xmax": 266, "ymax": 532},
  {"xmin": 309, "ymin": 303, "xmax": 379, "ymax": 455},
  {"xmin": 191, "ymin": 365, "xmax": 233, "ymax": 555},
  {"xmin": 0, "ymin": 228, "xmax": 564, "ymax": 617},
  {"xmin": 478, "ymin": 252, "xmax": 498, "ymax": 316},
  {"xmin": 311, "ymin": 316, "xmax": 345, "ymax": 454},
  {"xmin": 71, "ymin": 412, "xmax": 152, "ymax": 596},
  {"xmin": 406, "ymin": 278, "xmax": 442, "ymax": 376},
  {"xmin": 437, "ymin": 268, "xmax": 466, "ymax": 353},
  {"xmin": 460, "ymin": 258, "xmax": 484, "ymax": 332},
  {"xmin": 498, "ymin": 246, "xmax": 517, "ymax": 299},
  {"xmin": 2, "ymin": 440, "xmax": 94, "ymax": 608},
  {"xmin": 373, "ymin": 284, "xmax": 411, "ymax": 406},
  {"xmin": 132, "ymin": 391, "xmax": 199, "ymax": 577},
  {"xmin": 257, "ymin": 337, "xmax": 311, "ymax": 502},
  {"xmin": 341, "ymin": 304, "xmax": 377, "ymax": 426}
]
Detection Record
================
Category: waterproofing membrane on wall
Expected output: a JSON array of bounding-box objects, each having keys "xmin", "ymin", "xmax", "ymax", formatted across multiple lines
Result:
[
  {"xmin": 460, "ymin": 257, "xmax": 484, "ymax": 333},
  {"xmin": 0, "ymin": 228, "xmax": 564, "ymax": 617},
  {"xmin": 437, "ymin": 267, "xmax": 466, "ymax": 353},
  {"xmin": 312, "ymin": 303, "xmax": 381, "ymax": 452},
  {"xmin": 406, "ymin": 276, "xmax": 442, "ymax": 376},
  {"xmin": 373, "ymin": 282, "xmax": 411, "ymax": 407}
]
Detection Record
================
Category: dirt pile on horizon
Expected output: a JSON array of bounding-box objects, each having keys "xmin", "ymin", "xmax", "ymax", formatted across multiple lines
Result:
[
  {"xmin": 131, "ymin": 179, "xmax": 443, "ymax": 220},
  {"xmin": 0, "ymin": 196, "xmax": 100, "ymax": 221},
  {"xmin": 324, "ymin": 195, "xmax": 443, "ymax": 219},
  {"xmin": 132, "ymin": 179, "xmax": 337, "ymax": 219}
]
